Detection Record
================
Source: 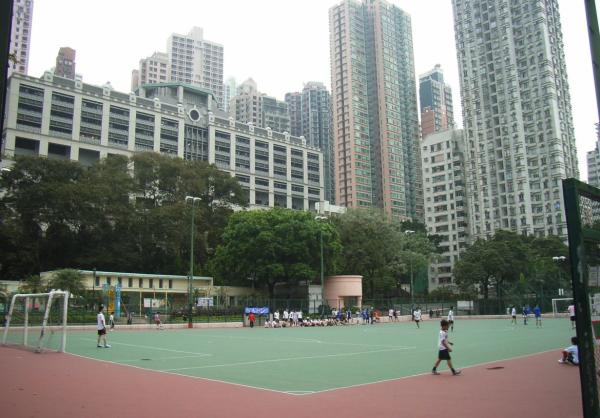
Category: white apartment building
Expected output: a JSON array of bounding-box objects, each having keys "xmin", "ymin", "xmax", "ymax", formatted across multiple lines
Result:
[
  {"xmin": 167, "ymin": 27, "xmax": 224, "ymax": 109},
  {"xmin": 222, "ymin": 77, "xmax": 237, "ymax": 113},
  {"xmin": 452, "ymin": 0, "xmax": 579, "ymax": 240},
  {"xmin": 131, "ymin": 52, "xmax": 168, "ymax": 91},
  {"xmin": 421, "ymin": 129, "xmax": 469, "ymax": 289},
  {"xmin": 2, "ymin": 73, "xmax": 324, "ymax": 211},
  {"xmin": 587, "ymin": 123, "xmax": 600, "ymax": 188},
  {"xmin": 8, "ymin": 0, "xmax": 33, "ymax": 77}
]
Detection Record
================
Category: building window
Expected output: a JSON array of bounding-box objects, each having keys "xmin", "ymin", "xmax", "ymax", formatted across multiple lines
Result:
[
  {"xmin": 169, "ymin": 280, "xmax": 173, "ymax": 289},
  {"xmin": 106, "ymin": 277, "xmax": 111, "ymax": 286},
  {"xmin": 159, "ymin": 279, "xmax": 163, "ymax": 289},
  {"xmin": 95, "ymin": 276, "xmax": 100, "ymax": 287},
  {"xmin": 128, "ymin": 278, "xmax": 133, "ymax": 288},
  {"xmin": 139, "ymin": 278, "xmax": 143, "ymax": 288},
  {"xmin": 149, "ymin": 278, "xmax": 154, "ymax": 288},
  {"xmin": 117, "ymin": 277, "xmax": 122, "ymax": 287}
]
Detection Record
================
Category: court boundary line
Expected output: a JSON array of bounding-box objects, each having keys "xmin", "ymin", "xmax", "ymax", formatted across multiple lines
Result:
[
  {"xmin": 62, "ymin": 342, "xmax": 562, "ymax": 396},
  {"xmin": 77, "ymin": 338, "xmax": 212, "ymax": 357},
  {"xmin": 161, "ymin": 346, "xmax": 417, "ymax": 372}
]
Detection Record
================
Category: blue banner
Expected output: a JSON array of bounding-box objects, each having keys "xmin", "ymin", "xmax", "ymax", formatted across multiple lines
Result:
[{"xmin": 244, "ymin": 307, "xmax": 270, "ymax": 315}]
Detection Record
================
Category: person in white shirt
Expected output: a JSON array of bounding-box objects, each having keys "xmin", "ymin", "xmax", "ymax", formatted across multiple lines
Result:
[
  {"xmin": 297, "ymin": 310, "xmax": 303, "ymax": 324},
  {"xmin": 292, "ymin": 310, "xmax": 299, "ymax": 326},
  {"xmin": 511, "ymin": 306, "xmax": 517, "ymax": 325},
  {"xmin": 96, "ymin": 305, "xmax": 111, "ymax": 348},
  {"xmin": 274, "ymin": 310, "xmax": 280, "ymax": 324},
  {"xmin": 432, "ymin": 319, "xmax": 461, "ymax": 376},
  {"xmin": 388, "ymin": 308, "xmax": 394, "ymax": 322},
  {"xmin": 283, "ymin": 309, "xmax": 289, "ymax": 324},
  {"xmin": 559, "ymin": 336, "xmax": 579, "ymax": 365},
  {"xmin": 447, "ymin": 307, "xmax": 455, "ymax": 332},
  {"xmin": 414, "ymin": 308, "xmax": 422, "ymax": 328},
  {"xmin": 567, "ymin": 304, "xmax": 576, "ymax": 329}
]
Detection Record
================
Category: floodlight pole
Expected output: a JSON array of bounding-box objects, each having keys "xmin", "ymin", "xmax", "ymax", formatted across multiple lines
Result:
[
  {"xmin": 405, "ymin": 230, "xmax": 415, "ymax": 308},
  {"xmin": 315, "ymin": 215, "xmax": 328, "ymax": 318},
  {"xmin": 186, "ymin": 196, "xmax": 201, "ymax": 329}
]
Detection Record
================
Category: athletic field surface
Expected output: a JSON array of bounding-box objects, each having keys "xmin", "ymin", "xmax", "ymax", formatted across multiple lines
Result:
[{"xmin": 0, "ymin": 318, "xmax": 583, "ymax": 417}]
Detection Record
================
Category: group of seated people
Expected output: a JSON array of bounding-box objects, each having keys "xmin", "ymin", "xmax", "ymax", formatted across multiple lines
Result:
[{"xmin": 263, "ymin": 308, "xmax": 375, "ymax": 328}]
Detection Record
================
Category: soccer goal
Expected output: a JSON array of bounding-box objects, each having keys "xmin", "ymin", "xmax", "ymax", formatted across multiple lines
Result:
[
  {"xmin": 552, "ymin": 298, "xmax": 573, "ymax": 317},
  {"xmin": 2, "ymin": 290, "xmax": 69, "ymax": 353}
]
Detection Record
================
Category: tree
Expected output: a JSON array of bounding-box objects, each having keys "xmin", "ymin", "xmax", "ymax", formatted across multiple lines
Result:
[
  {"xmin": 47, "ymin": 269, "xmax": 85, "ymax": 296},
  {"xmin": 18, "ymin": 274, "xmax": 46, "ymax": 294},
  {"xmin": 211, "ymin": 209, "xmax": 341, "ymax": 297}
]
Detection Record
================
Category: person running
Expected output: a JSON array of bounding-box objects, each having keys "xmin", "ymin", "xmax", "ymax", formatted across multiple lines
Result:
[
  {"xmin": 109, "ymin": 312, "xmax": 115, "ymax": 330},
  {"xmin": 414, "ymin": 307, "xmax": 422, "ymax": 328},
  {"xmin": 534, "ymin": 305, "xmax": 542, "ymax": 327},
  {"xmin": 432, "ymin": 319, "xmax": 460, "ymax": 376},
  {"xmin": 447, "ymin": 307, "xmax": 455, "ymax": 332},
  {"xmin": 558, "ymin": 336, "xmax": 579, "ymax": 365},
  {"xmin": 511, "ymin": 306, "xmax": 517, "ymax": 325},
  {"xmin": 567, "ymin": 303, "xmax": 576, "ymax": 329},
  {"xmin": 96, "ymin": 305, "xmax": 111, "ymax": 348}
]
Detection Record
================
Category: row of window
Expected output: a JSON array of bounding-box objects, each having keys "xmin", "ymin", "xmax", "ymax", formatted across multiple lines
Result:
[{"xmin": 94, "ymin": 276, "xmax": 174, "ymax": 289}]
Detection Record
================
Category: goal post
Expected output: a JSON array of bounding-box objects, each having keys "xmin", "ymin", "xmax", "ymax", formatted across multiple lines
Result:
[
  {"xmin": 552, "ymin": 297, "xmax": 573, "ymax": 317},
  {"xmin": 2, "ymin": 290, "xmax": 69, "ymax": 353}
]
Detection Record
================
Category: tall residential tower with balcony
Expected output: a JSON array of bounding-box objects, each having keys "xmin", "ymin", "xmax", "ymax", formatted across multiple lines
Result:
[
  {"xmin": 452, "ymin": 0, "xmax": 579, "ymax": 239},
  {"xmin": 329, "ymin": 0, "xmax": 422, "ymax": 220},
  {"xmin": 8, "ymin": 0, "xmax": 33, "ymax": 77}
]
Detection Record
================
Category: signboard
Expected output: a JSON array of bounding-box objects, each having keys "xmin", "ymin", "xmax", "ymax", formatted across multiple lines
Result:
[
  {"xmin": 457, "ymin": 300, "xmax": 474, "ymax": 311},
  {"xmin": 244, "ymin": 307, "xmax": 269, "ymax": 315},
  {"xmin": 143, "ymin": 298, "xmax": 163, "ymax": 308},
  {"xmin": 197, "ymin": 297, "xmax": 214, "ymax": 307}
]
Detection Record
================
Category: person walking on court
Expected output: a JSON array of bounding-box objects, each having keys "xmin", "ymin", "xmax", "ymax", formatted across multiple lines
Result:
[
  {"xmin": 447, "ymin": 307, "xmax": 455, "ymax": 332},
  {"xmin": 511, "ymin": 306, "xmax": 517, "ymax": 325},
  {"xmin": 96, "ymin": 304, "xmax": 111, "ymax": 348},
  {"xmin": 534, "ymin": 305, "xmax": 542, "ymax": 327},
  {"xmin": 248, "ymin": 312, "xmax": 255, "ymax": 328},
  {"xmin": 432, "ymin": 319, "xmax": 460, "ymax": 376},
  {"xmin": 414, "ymin": 307, "xmax": 422, "ymax": 328},
  {"xmin": 109, "ymin": 312, "xmax": 115, "ymax": 330},
  {"xmin": 567, "ymin": 303, "xmax": 576, "ymax": 329}
]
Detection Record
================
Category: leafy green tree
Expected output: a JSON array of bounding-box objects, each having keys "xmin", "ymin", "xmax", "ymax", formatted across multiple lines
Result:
[
  {"xmin": 211, "ymin": 208, "xmax": 341, "ymax": 297},
  {"xmin": 47, "ymin": 269, "xmax": 85, "ymax": 296},
  {"xmin": 18, "ymin": 274, "xmax": 46, "ymax": 294}
]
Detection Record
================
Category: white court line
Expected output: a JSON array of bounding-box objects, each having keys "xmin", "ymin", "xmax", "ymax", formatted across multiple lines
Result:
[
  {"xmin": 205, "ymin": 334, "xmax": 403, "ymax": 349},
  {"xmin": 161, "ymin": 346, "xmax": 416, "ymax": 372},
  {"xmin": 77, "ymin": 338, "xmax": 212, "ymax": 357},
  {"xmin": 65, "ymin": 347, "xmax": 562, "ymax": 397},
  {"xmin": 66, "ymin": 352, "xmax": 294, "ymax": 396},
  {"xmin": 120, "ymin": 355, "xmax": 210, "ymax": 362},
  {"xmin": 293, "ymin": 347, "xmax": 562, "ymax": 396}
]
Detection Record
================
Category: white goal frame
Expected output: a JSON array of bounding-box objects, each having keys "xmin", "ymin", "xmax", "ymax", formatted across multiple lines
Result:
[
  {"xmin": 551, "ymin": 297, "xmax": 573, "ymax": 317},
  {"xmin": 2, "ymin": 290, "xmax": 69, "ymax": 353}
]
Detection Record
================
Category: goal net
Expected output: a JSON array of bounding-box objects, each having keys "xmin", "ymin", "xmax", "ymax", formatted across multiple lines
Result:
[
  {"xmin": 2, "ymin": 290, "xmax": 69, "ymax": 353},
  {"xmin": 552, "ymin": 298, "xmax": 573, "ymax": 317}
]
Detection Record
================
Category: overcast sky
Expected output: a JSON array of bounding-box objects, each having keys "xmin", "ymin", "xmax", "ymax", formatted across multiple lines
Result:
[{"xmin": 27, "ymin": 0, "xmax": 598, "ymax": 178}]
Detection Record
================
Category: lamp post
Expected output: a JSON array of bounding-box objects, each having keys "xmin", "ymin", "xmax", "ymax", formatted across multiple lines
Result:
[
  {"xmin": 185, "ymin": 195, "xmax": 202, "ymax": 329},
  {"xmin": 315, "ymin": 215, "xmax": 328, "ymax": 318},
  {"xmin": 92, "ymin": 268, "xmax": 96, "ymax": 307},
  {"xmin": 405, "ymin": 230, "xmax": 415, "ymax": 308}
]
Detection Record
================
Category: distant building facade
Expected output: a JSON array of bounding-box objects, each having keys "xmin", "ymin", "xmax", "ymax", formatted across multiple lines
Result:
[
  {"xmin": 54, "ymin": 47, "xmax": 76, "ymax": 80},
  {"xmin": 419, "ymin": 64, "xmax": 454, "ymax": 139},
  {"xmin": 329, "ymin": 0, "xmax": 422, "ymax": 220},
  {"xmin": 2, "ymin": 73, "xmax": 324, "ymax": 211},
  {"xmin": 587, "ymin": 123, "xmax": 600, "ymax": 188},
  {"xmin": 8, "ymin": 0, "xmax": 34, "ymax": 77},
  {"xmin": 421, "ymin": 129, "xmax": 469, "ymax": 290},
  {"xmin": 131, "ymin": 52, "xmax": 168, "ymax": 91}
]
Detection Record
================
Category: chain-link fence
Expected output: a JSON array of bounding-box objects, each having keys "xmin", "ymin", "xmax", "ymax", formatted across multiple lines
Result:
[{"xmin": 563, "ymin": 178, "xmax": 600, "ymax": 417}]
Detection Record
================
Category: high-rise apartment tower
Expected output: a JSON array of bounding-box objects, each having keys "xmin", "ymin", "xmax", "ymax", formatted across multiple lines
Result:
[
  {"xmin": 419, "ymin": 64, "xmax": 454, "ymax": 139},
  {"xmin": 329, "ymin": 0, "xmax": 422, "ymax": 220},
  {"xmin": 452, "ymin": 0, "xmax": 579, "ymax": 239}
]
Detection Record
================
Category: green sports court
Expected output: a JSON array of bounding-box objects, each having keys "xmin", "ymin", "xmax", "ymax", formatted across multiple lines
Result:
[{"xmin": 63, "ymin": 318, "xmax": 573, "ymax": 394}]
